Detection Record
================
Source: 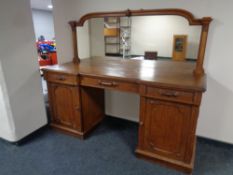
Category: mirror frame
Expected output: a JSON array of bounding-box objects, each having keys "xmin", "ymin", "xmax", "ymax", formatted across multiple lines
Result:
[{"xmin": 69, "ymin": 9, "xmax": 212, "ymax": 75}]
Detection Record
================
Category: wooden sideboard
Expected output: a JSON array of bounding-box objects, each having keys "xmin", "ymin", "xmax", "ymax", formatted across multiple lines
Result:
[{"xmin": 42, "ymin": 57, "xmax": 206, "ymax": 174}]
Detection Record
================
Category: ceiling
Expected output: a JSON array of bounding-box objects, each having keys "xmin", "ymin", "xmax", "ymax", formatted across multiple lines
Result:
[{"xmin": 30, "ymin": 0, "xmax": 53, "ymax": 11}]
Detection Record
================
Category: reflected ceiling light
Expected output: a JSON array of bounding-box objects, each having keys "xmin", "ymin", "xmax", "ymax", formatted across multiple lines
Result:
[{"xmin": 48, "ymin": 5, "xmax": 53, "ymax": 9}]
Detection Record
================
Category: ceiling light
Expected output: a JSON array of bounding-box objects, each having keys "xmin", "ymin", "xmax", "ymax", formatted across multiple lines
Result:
[{"xmin": 48, "ymin": 5, "xmax": 53, "ymax": 9}]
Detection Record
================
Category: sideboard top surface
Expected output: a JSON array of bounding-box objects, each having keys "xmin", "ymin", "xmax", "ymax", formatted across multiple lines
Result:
[{"xmin": 42, "ymin": 57, "xmax": 206, "ymax": 91}]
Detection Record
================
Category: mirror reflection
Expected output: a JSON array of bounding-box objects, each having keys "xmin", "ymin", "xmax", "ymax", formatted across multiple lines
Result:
[{"xmin": 77, "ymin": 15, "xmax": 202, "ymax": 62}]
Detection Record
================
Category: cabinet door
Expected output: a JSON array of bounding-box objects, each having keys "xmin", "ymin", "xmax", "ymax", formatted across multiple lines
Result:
[
  {"xmin": 48, "ymin": 83, "xmax": 81, "ymax": 131},
  {"xmin": 142, "ymin": 99, "xmax": 192, "ymax": 161}
]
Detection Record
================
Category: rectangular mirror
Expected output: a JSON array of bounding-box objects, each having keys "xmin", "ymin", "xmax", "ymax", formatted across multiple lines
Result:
[{"xmin": 77, "ymin": 15, "xmax": 202, "ymax": 62}]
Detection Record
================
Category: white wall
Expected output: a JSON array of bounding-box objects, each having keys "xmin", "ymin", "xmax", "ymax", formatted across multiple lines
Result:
[
  {"xmin": 52, "ymin": 0, "xmax": 233, "ymax": 144},
  {"xmin": 32, "ymin": 9, "xmax": 55, "ymax": 40},
  {"xmin": 0, "ymin": 62, "xmax": 15, "ymax": 141},
  {"xmin": 52, "ymin": 0, "xmax": 78, "ymax": 64},
  {"xmin": 90, "ymin": 18, "xmax": 105, "ymax": 57},
  {"xmin": 88, "ymin": 16, "xmax": 201, "ymax": 59},
  {"xmin": 0, "ymin": 0, "xmax": 47, "ymax": 142},
  {"xmin": 77, "ymin": 21, "xmax": 91, "ymax": 58},
  {"xmin": 131, "ymin": 16, "xmax": 201, "ymax": 59}
]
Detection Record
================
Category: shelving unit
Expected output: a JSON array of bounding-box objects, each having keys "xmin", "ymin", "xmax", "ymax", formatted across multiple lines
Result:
[
  {"xmin": 104, "ymin": 17, "xmax": 120, "ymax": 56},
  {"xmin": 104, "ymin": 17, "xmax": 131, "ymax": 58}
]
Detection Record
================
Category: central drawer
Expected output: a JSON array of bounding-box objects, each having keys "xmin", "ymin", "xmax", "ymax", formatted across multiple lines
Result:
[{"xmin": 80, "ymin": 76, "xmax": 139, "ymax": 93}]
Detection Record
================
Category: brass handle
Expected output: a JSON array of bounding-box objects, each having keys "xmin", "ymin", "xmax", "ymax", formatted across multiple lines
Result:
[
  {"xmin": 99, "ymin": 81, "xmax": 118, "ymax": 87},
  {"xmin": 75, "ymin": 106, "xmax": 80, "ymax": 111},
  {"xmin": 57, "ymin": 75, "xmax": 66, "ymax": 81},
  {"xmin": 160, "ymin": 91, "xmax": 179, "ymax": 97},
  {"xmin": 139, "ymin": 121, "xmax": 144, "ymax": 126},
  {"xmin": 149, "ymin": 142, "xmax": 157, "ymax": 151}
]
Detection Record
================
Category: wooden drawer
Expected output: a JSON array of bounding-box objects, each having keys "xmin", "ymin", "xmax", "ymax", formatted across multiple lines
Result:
[
  {"xmin": 44, "ymin": 72, "xmax": 78, "ymax": 85},
  {"xmin": 146, "ymin": 87, "xmax": 194, "ymax": 104},
  {"xmin": 80, "ymin": 76, "xmax": 139, "ymax": 93}
]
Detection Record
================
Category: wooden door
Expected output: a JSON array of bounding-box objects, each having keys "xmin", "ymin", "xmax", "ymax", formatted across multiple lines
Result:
[
  {"xmin": 142, "ymin": 98, "xmax": 192, "ymax": 161},
  {"xmin": 48, "ymin": 83, "xmax": 81, "ymax": 131},
  {"xmin": 172, "ymin": 35, "xmax": 187, "ymax": 61}
]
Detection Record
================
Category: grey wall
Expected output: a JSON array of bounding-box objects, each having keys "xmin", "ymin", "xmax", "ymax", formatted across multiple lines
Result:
[{"xmin": 32, "ymin": 9, "xmax": 55, "ymax": 40}]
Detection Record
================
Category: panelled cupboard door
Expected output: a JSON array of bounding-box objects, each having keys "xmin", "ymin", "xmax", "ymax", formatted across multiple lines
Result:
[
  {"xmin": 49, "ymin": 83, "xmax": 81, "ymax": 131},
  {"xmin": 143, "ymin": 99, "xmax": 192, "ymax": 161}
]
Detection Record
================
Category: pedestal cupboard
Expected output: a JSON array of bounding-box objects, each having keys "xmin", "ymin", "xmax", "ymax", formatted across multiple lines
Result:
[{"xmin": 43, "ymin": 58, "xmax": 206, "ymax": 174}]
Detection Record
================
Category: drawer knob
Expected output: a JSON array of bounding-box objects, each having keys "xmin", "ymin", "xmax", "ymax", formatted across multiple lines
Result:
[
  {"xmin": 99, "ymin": 81, "xmax": 118, "ymax": 87},
  {"xmin": 57, "ymin": 75, "xmax": 66, "ymax": 81},
  {"xmin": 160, "ymin": 91, "xmax": 179, "ymax": 97}
]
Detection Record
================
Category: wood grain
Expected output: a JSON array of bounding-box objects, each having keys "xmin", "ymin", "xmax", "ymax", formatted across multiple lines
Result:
[
  {"xmin": 43, "ymin": 57, "xmax": 206, "ymax": 92},
  {"xmin": 47, "ymin": 83, "xmax": 82, "ymax": 132},
  {"xmin": 42, "ymin": 57, "xmax": 206, "ymax": 174}
]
